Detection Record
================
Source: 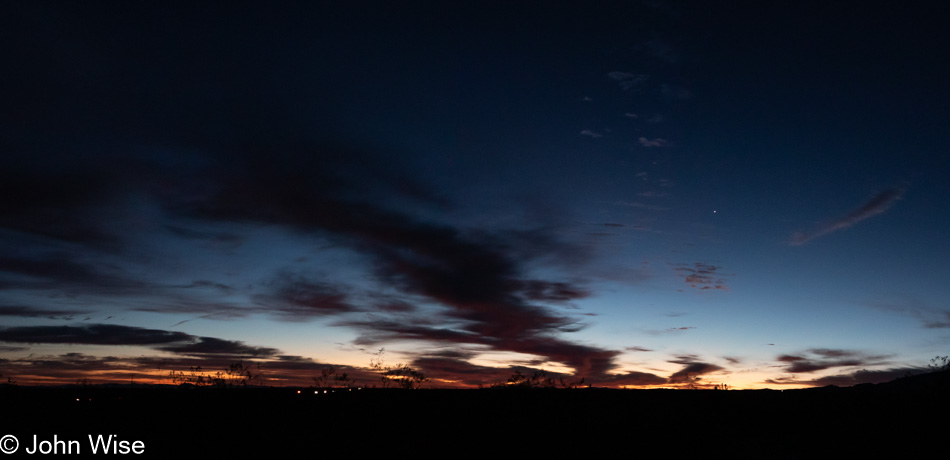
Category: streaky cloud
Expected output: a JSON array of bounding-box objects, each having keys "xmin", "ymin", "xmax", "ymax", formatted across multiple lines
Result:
[
  {"xmin": 158, "ymin": 336, "xmax": 279, "ymax": 358},
  {"xmin": 790, "ymin": 186, "xmax": 906, "ymax": 245},
  {"xmin": 776, "ymin": 348, "xmax": 889, "ymax": 373},
  {"xmin": 0, "ymin": 324, "xmax": 192, "ymax": 346},
  {"xmin": 637, "ymin": 137, "xmax": 668, "ymax": 147},
  {"xmin": 0, "ymin": 305, "xmax": 91, "ymax": 319}
]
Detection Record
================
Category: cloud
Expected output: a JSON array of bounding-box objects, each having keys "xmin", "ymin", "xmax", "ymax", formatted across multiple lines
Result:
[
  {"xmin": 516, "ymin": 280, "xmax": 590, "ymax": 303},
  {"xmin": 811, "ymin": 367, "xmax": 922, "ymax": 386},
  {"xmin": 790, "ymin": 187, "xmax": 906, "ymax": 245},
  {"xmin": 409, "ymin": 357, "xmax": 520, "ymax": 387},
  {"xmin": 766, "ymin": 367, "xmax": 922, "ymax": 387},
  {"xmin": 0, "ymin": 74, "xmax": 621, "ymax": 382},
  {"xmin": 646, "ymin": 326, "xmax": 695, "ymax": 336},
  {"xmin": 675, "ymin": 262, "xmax": 731, "ymax": 291},
  {"xmin": 0, "ymin": 253, "xmax": 151, "ymax": 294},
  {"xmin": 0, "ymin": 305, "xmax": 91, "ymax": 319},
  {"xmin": 0, "ymin": 5, "xmax": 657, "ymax": 386},
  {"xmin": 776, "ymin": 349, "xmax": 889, "ymax": 374},
  {"xmin": 255, "ymin": 275, "xmax": 358, "ymax": 320},
  {"xmin": 0, "ymin": 162, "xmax": 125, "ymax": 250},
  {"xmin": 625, "ymin": 346, "xmax": 653, "ymax": 352},
  {"xmin": 0, "ymin": 324, "xmax": 193, "ymax": 346},
  {"xmin": 0, "ymin": 324, "xmax": 280, "ymax": 360},
  {"xmin": 608, "ymin": 71, "xmax": 637, "ymax": 80},
  {"xmin": 636, "ymin": 191, "xmax": 668, "ymax": 198},
  {"xmin": 667, "ymin": 356, "xmax": 724, "ymax": 384},
  {"xmin": 868, "ymin": 295, "xmax": 950, "ymax": 329},
  {"xmin": 0, "ymin": 350, "xmax": 383, "ymax": 387},
  {"xmin": 406, "ymin": 355, "xmax": 666, "ymax": 388},
  {"xmin": 157, "ymin": 337, "xmax": 279, "ymax": 358},
  {"xmin": 167, "ymin": 152, "xmax": 618, "ymax": 376},
  {"xmin": 132, "ymin": 301, "xmax": 258, "ymax": 321},
  {"xmin": 607, "ymin": 71, "xmax": 648, "ymax": 90},
  {"xmin": 374, "ymin": 300, "xmax": 416, "ymax": 313},
  {"xmin": 660, "ymin": 83, "xmax": 692, "ymax": 99},
  {"xmin": 642, "ymin": 39, "xmax": 678, "ymax": 63},
  {"xmin": 580, "ymin": 130, "xmax": 603, "ymax": 139},
  {"xmin": 638, "ymin": 137, "xmax": 668, "ymax": 147},
  {"xmin": 343, "ymin": 317, "xmax": 620, "ymax": 379},
  {"xmin": 599, "ymin": 371, "xmax": 667, "ymax": 386},
  {"xmin": 617, "ymin": 201, "xmax": 669, "ymax": 211},
  {"xmin": 165, "ymin": 225, "xmax": 243, "ymax": 246}
]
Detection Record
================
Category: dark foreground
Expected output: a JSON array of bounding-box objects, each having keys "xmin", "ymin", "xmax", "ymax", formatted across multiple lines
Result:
[{"xmin": 2, "ymin": 372, "xmax": 948, "ymax": 457}]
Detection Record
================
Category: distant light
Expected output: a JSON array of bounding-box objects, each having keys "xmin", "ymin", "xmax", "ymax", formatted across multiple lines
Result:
[{"xmin": 297, "ymin": 390, "xmax": 301, "ymax": 394}]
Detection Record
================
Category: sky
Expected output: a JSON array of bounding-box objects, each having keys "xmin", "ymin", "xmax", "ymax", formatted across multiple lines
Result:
[{"xmin": 1, "ymin": 1, "xmax": 949, "ymax": 389}]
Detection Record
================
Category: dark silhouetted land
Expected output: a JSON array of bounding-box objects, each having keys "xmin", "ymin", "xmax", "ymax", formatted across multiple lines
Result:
[{"xmin": 2, "ymin": 370, "xmax": 948, "ymax": 457}]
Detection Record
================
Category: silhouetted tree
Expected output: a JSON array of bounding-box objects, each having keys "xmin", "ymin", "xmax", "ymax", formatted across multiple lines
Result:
[
  {"xmin": 333, "ymin": 371, "xmax": 354, "ymax": 389},
  {"xmin": 313, "ymin": 366, "xmax": 337, "ymax": 388},
  {"xmin": 671, "ymin": 372, "xmax": 701, "ymax": 389},
  {"xmin": 929, "ymin": 356, "xmax": 949, "ymax": 372},
  {"xmin": 506, "ymin": 370, "xmax": 557, "ymax": 388},
  {"xmin": 170, "ymin": 366, "xmax": 214, "ymax": 386},
  {"xmin": 559, "ymin": 376, "xmax": 586, "ymax": 389},
  {"xmin": 384, "ymin": 364, "xmax": 428, "ymax": 389},
  {"xmin": 369, "ymin": 348, "xmax": 427, "ymax": 389},
  {"xmin": 223, "ymin": 360, "xmax": 255, "ymax": 387}
]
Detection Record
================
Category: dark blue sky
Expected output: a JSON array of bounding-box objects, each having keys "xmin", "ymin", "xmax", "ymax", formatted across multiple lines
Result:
[{"xmin": 1, "ymin": 1, "xmax": 948, "ymax": 388}]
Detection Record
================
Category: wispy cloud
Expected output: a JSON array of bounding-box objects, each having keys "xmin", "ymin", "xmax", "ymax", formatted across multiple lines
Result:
[
  {"xmin": 640, "ymin": 39, "xmax": 678, "ymax": 64},
  {"xmin": 598, "ymin": 371, "xmax": 667, "ymax": 386},
  {"xmin": 607, "ymin": 71, "xmax": 648, "ymax": 90},
  {"xmin": 625, "ymin": 346, "xmax": 653, "ymax": 352},
  {"xmin": 790, "ymin": 187, "xmax": 906, "ymax": 245},
  {"xmin": 638, "ymin": 137, "xmax": 668, "ymax": 147},
  {"xmin": 667, "ymin": 355, "xmax": 724, "ymax": 386},
  {"xmin": 675, "ymin": 262, "xmax": 731, "ymax": 291},
  {"xmin": 0, "ymin": 350, "xmax": 379, "ymax": 387},
  {"xmin": 158, "ymin": 336, "xmax": 279, "ymax": 358},
  {"xmin": 617, "ymin": 201, "xmax": 669, "ymax": 211},
  {"xmin": 776, "ymin": 348, "xmax": 889, "ymax": 373},
  {"xmin": 0, "ymin": 305, "xmax": 91, "ymax": 320},
  {"xmin": 646, "ymin": 326, "xmax": 695, "ymax": 335},
  {"xmin": 0, "ymin": 324, "xmax": 193, "ymax": 346},
  {"xmin": 636, "ymin": 191, "xmax": 669, "ymax": 198},
  {"xmin": 255, "ymin": 274, "xmax": 358, "ymax": 320},
  {"xmin": 0, "ymin": 324, "xmax": 282, "ymax": 360},
  {"xmin": 580, "ymin": 130, "xmax": 603, "ymax": 139},
  {"xmin": 868, "ymin": 295, "xmax": 950, "ymax": 329},
  {"xmin": 765, "ymin": 367, "xmax": 921, "ymax": 387},
  {"xmin": 660, "ymin": 83, "xmax": 692, "ymax": 100}
]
